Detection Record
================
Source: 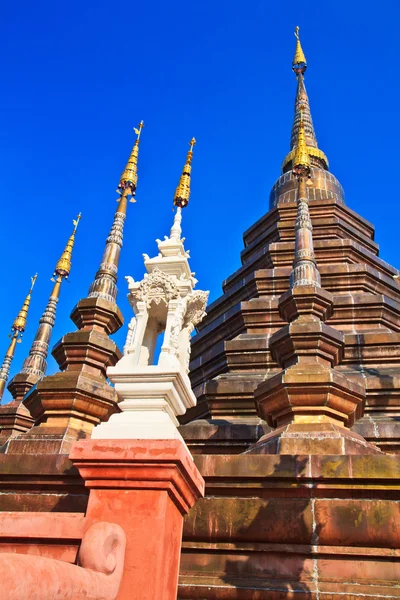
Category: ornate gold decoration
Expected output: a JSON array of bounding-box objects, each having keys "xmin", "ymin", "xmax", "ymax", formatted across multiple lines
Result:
[
  {"xmin": 283, "ymin": 26, "xmax": 329, "ymax": 172},
  {"xmin": 292, "ymin": 116, "xmax": 311, "ymax": 179},
  {"xmin": 118, "ymin": 120, "xmax": 144, "ymax": 197},
  {"xmin": 0, "ymin": 273, "xmax": 38, "ymax": 400},
  {"xmin": 52, "ymin": 213, "xmax": 81, "ymax": 281},
  {"xmin": 293, "ymin": 26, "xmax": 307, "ymax": 74},
  {"xmin": 282, "ymin": 145, "xmax": 329, "ymax": 171},
  {"xmin": 12, "ymin": 273, "xmax": 38, "ymax": 336},
  {"xmin": 174, "ymin": 138, "xmax": 196, "ymax": 208}
]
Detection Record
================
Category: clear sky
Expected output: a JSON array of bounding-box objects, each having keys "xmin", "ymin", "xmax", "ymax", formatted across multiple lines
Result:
[{"xmin": 1, "ymin": 0, "xmax": 399, "ymax": 402}]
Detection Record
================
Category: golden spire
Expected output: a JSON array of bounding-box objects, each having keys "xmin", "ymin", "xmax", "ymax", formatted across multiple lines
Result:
[
  {"xmin": 292, "ymin": 116, "xmax": 311, "ymax": 179},
  {"xmin": 174, "ymin": 138, "xmax": 196, "ymax": 208},
  {"xmin": 88, "ymin": 123, "xmax": 144, "ymax": 303},
  {"xmin": 12, "ymin": 274, "xmax": 38, "ymax": 335},
  {"xmin": 282, "ymin": 27, "xmax": 329, "ymax": 172},
  {"xmin": 0, "ymin": 274, "xmax": 37, "ymax": 402},
  {"xmin": 292, "ymin": 26, "xmax": 307, "ymax": 74},
  {"xmin": 118, "ymin": 120, "xmax": 144, "ymax": 198},
  {"xmin": 52, "ymin": 213, "xmax": 81, "ymax": 281}
]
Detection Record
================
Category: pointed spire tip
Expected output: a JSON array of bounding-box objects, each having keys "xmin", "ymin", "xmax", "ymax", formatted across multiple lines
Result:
[
  {"xmin": 11, "ymin": 273, "xmax": 37, "ymax": 336},
  {"xmin": 119, "ymin": 120, "xmax": 144, "ymax": 194},
  {"xmin": 174, "ymin": 138, "xmax": 196, "ymax": 208},
  {"xmin": 0, "ymin": 275, "xmax": 37, "ymax": 398},
  {"xmin": 30, "ymin": 273, "xmax": 38, "ymax": 293},
  {"xmin": 293, "ymin": 25, "xmax": 307, "ymax": 74},
  {"xmin": 53, "ymin": 214, "xmax": 81, "ymax": 281}
]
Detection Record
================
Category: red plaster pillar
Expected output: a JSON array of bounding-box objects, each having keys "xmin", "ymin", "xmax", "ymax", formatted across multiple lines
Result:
[{"xmin": 70, "ymin": 439, "xmax": 204, "ymax": 600}]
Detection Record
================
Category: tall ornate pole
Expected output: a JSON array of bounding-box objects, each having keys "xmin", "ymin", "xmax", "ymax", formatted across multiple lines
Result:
[
  {"xmin": 8, "ymin": 215, "xmax": 81, "ymax": 401},
  {"xmin": 290, "ymin": 116, "xmax": 321, "ymax": 288},
  {"xmin": 0, "ymin": 274, "xmax": 37, "ymax": 402},
  {"xmin": 88, "ymin": 121, "xmax": 144, "ymax": 303}
]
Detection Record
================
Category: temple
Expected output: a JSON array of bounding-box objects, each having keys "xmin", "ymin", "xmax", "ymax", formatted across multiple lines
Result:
[{"xmin": 0, "ymin": 27, "xmax": 399, "ymax": 600}]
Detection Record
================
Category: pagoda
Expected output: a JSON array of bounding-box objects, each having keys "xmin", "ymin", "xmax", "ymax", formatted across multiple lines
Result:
[
  {"xmin": 178, "ymin": 27, "xmax": 400, "ymax": 598},
  {"xmin": 0, "ymin": 27, "xmax": 399, "ymax": 600}
]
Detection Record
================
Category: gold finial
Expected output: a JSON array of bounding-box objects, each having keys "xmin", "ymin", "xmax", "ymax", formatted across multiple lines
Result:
[
  {"xmin": 173, "ymin": 137, "xmax": 196, "ymax": 208},
  {"xmin": 118, "ymin": 120, "xmax": 144, "ymax": 197},
  {"xmin": 292, "ymin": 116, "xmax": 311, "ymax": 179},
  {"xmin": 11, "ymin": 273, "xmax": 38, "ymax": 337},
  {"xmin": 293, "ymin": 26, "xmax": 307, "ymax": 74},
  {"xmin": 52, "ymin": 213, "xmax": 81, "ymax": 281}
]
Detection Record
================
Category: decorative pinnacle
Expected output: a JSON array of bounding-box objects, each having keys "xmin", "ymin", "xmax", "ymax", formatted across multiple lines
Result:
[
  {"xmin": 174, "ymin": 137, "xmax": 196, "ymax": 208},
  {"xmin": 281, "ymin": 27, "xmax": 329, "ymax": 172},
  {"xmin": 52, "ymin": 213, "xmax": 81, "ymax": 281},
  {"xmin": 293, "ymin": 26, "xmax": 307, "ymax": 74},
  {"xmin": 0, "ymin": 273, "xmax": 37, "ymax": 400},
  {"xmin": 11, "ymin": 273, "xmax": 37, "ymax": 337},
  {"xmin": 118, "ymin": 120, "xmax": 144, "ymax": 197},
  {"xmin": 292, "ymin": 116, "xmax": 311, "ymax": 179}
]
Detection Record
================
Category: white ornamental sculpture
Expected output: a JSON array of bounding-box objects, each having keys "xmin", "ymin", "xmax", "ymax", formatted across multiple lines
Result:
[{"xmin": 92, "ymin": 139, "xmax": 209, "ymax": 445}]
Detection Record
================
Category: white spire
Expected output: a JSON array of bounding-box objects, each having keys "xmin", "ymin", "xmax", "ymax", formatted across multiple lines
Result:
[{"xmin": 169, "ymin": 207, "xmax": 182, "ymax": 241}]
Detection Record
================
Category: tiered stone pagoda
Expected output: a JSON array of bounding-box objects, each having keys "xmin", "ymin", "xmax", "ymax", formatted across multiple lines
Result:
[
  {"xmin": 178, "ymin": 28, "xmax": 400, "ymax": 598},
  {"xmin": 0, "ymin": 27, "xmax": 400, "ymax": 600}
]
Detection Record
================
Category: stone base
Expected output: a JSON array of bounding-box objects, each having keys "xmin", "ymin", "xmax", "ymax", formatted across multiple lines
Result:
[
  {"xmin": 93, "ymin": 365, "xmax": 197, "ymax": 446},
  {"xmin": 246, "ymin": 422, "xmax": 382, "ymax": 455},
  {"xmin": 93, "ymin": 399, "xmax": 187, "ymax": 443}
]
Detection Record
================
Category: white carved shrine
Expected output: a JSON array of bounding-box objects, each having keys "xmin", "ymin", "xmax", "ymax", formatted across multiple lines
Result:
[{"xmin": 92, "ymin": 208, "xmax": 209, "ymax": 443}]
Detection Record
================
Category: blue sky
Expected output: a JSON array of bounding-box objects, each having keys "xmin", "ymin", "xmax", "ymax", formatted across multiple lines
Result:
[{"xmin": 1, "ymin": 0, "xmax": 399, "ymax": 401}]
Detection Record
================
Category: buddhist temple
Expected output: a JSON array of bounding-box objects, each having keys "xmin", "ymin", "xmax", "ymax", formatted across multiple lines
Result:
[{"xmin": 0, "ymin": 26, "xmax": 399, "ymax": 600}]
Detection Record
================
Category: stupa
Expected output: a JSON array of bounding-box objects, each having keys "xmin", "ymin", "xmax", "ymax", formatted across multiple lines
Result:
[
  {"xmin": 177, "ymin": 27, "xmax": 400, "ymax": 598},
  {"xmin": 0, "ymin": 26, "xmax": 399, "ymax": 600}
]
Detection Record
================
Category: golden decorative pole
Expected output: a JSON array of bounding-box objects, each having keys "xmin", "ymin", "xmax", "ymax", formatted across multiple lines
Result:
[
  {"xmin": 117, "ymin": 121, "xmax": 144, "ymax": 197},
  {"xmin": 282, "ymin": 26, "xmax": 329, "ymax": 172},
  {"xmin": 0, "ymin": 274, "xmax": 37, "ymax": 402},
  {"xmin": 88, "ymin": 121, "xmax": 144, "ymax": 303},
  {"xmin": 8, "ymin": 215, "xmax": 81, "ymax": 399},
  {"xmin": 51, "ymin": 213, "xmax": 81, "ymax": 281},
  {"xmin": 290, "ymin": 117, "xmax": 321, "ymax": 288},
  {"xmin": 169, "ymin": 138, "xmax": 196, "ymax": 240},
  {"xmin": 173, "ymin": 137, "xmax": 196, "ymax": 209}
]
